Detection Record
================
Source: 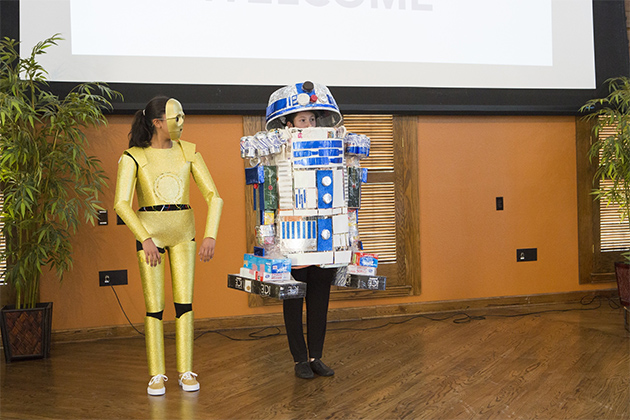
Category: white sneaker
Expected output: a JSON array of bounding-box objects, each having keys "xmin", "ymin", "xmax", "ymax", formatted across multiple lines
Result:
[
  {"xmin": 178, "ymin": 371, "xmax": 200, "ymax": 392},
  {"xmin": 147, "ymin": 374, "xmax": 168, "ymax": 396}
]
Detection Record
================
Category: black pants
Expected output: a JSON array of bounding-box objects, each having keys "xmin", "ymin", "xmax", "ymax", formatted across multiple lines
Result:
[{"xmin": 283, "ymin": 266, "xmax": 335, "ymax": 362}]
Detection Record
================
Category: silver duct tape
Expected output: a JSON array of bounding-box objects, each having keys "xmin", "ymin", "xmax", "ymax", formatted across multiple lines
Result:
[
  {"xmin": 265, "ymin": 81, "xmax": 342, "ymax": 130},
  {"xmin": 278, "ymin": 238, "xmax": 318, "ymax": 254},
  {"xmin": 240, "ymin": 134, "xmax": 271, "ymax": 158},
  {"xmin": 241, "ymin": 147, "xmax": 257, "ymax": 159},
  {"xmin": 255, "ymin": 131, "xmax": 282, "ymax": 155},
  {"xmin": 240, "ymin": 136, "xmax": 258, "ymax": 158},
  {"xmin": 266, "ymin": 130, "xmax": 287, "ymax": 148},
  {"xmin": 344, "ymin": 133, "xmax": 371, "ymax": 158},
  {"xmin": 256, "ymin": 224, "xmax": 276, "ymax": 246},
  {"xmin": 253, "ymin": 132, "xmax": 277, "ymax": 155}
]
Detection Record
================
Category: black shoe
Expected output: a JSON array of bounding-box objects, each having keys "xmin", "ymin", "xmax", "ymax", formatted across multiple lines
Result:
[
  {"xmin": 294, "ymin": 361, "xmax": 315, "ymax": 379},
  {"xmin": 310, "ymin": 359, "xmax": 334, "ymax": 376}
]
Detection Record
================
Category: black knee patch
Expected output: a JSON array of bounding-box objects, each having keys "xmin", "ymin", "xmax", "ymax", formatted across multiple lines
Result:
[
  {"xmin": 174, "ymin": 303, "xmax": 192, "ymax": 318},
  {"xmin": 146, "ymin": 311, "xmax": 163, "ymax": 320}
]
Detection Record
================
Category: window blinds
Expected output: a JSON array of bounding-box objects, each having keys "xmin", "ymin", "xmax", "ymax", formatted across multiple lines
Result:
[
  {"xmin": 598, "ymin": 123, "xmax": 630, "ymax": 252},
  {"xmin": 342, "ymin": 115, "xmax": 397, "ymax": 263}
]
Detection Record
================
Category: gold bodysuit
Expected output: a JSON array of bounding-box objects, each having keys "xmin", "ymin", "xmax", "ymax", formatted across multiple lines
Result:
[{"xmin": 114, "ymin": 139, "xmax": 223, "ymax": 375}]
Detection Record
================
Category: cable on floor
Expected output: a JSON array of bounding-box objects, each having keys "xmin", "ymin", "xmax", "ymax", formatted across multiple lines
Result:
[{"xmin": 109, "ymin": 286, "xmax": 623, "ymax": 341}]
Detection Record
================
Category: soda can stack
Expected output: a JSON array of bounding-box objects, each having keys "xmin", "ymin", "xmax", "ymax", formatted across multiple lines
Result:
[
  {"xmin": 344, "ymin": 133, "xmax": 370, "ymax": 159},
  {"xmin": 240, "ymin": 130, "xmax": 288, "ymax": 159}
]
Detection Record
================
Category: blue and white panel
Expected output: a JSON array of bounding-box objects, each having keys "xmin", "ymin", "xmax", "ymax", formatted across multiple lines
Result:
[
  {"xmin": 293, "ymin": 170, "xmax": 317, "ymax": 209},
  {"xmin": 317, "ymin": 170, "xmax": 333, "ymax": 209},
  {"xmin": 317, "ymin": 217, "xmax": 333, "ymax": 252},
  {"xmin": 292, "ymin": 140, "xmax": 344, "ymax": 167},
  {"xmin": 281, "ymin": 220, "xmax": 317, "ymax": 240}
]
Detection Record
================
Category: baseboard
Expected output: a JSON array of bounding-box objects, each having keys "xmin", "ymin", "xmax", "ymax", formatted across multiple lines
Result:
[{"xmin": 49, "ymin": 289, "xmax": 618, "ymax": 344}]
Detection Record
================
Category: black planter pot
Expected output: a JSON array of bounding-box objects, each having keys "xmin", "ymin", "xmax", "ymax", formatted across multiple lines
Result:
[{"xmin": 0, "ymin": 302, "xmax": 53, "ymax": 363}]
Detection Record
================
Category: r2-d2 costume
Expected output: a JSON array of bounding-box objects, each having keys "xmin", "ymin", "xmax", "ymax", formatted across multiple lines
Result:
[{"xmin": 229, "ymin": 81, "xmax": 385, "ymax": 296}]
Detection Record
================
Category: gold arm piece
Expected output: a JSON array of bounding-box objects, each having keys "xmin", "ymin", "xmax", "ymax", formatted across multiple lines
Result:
[
  {"xmin": 191, "ymin": 152, "xmax": 223, "ymax": 239},
  {"xmin": 113, "ymin": 154, "xmax": 151, "ymax": 242}
]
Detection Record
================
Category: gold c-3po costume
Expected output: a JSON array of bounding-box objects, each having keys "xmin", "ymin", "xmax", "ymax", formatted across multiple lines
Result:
[{"xmin": 114, "ymin": 100, "xmax": 223, "ymax": 379}]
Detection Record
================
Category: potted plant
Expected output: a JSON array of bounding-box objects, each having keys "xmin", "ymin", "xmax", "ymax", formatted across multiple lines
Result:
[
  {"xmin": 0, "ymin": 34, "xmax": 121, "ymax": 361},
  {"xmin": 581, "ymin": 76, "xmax": 630, "ymax": 329}
]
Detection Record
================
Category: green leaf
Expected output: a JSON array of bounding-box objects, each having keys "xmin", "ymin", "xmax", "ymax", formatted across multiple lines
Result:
[{"xmin": 1, "ymin": 34, "xmax": 122, "ymax": 306}]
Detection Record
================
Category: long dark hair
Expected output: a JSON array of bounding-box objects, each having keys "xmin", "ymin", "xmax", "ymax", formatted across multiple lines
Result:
[{"xmin": 128, "ymin": 96, "xmax": 169, "ymax": 148}]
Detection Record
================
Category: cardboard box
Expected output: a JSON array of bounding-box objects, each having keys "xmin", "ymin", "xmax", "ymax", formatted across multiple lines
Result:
[
  {"xmin": 227, "ymin": 274, "xmax": 306, "ymax": 300},
  {"xmin": 346, "ymin": 264, "xmax": 377, "ymax": 276},
  {"xmin": 227, "ymin": 274, "xmax": 253, "ymax": 293},
  {"xmin": 333, "ymin": 269, "xmax": 386, "ymax": 290},
  {"xmin": 239, "ymin": 267, "xmax": 292, "ymax": 281},
  {"xmin": 288, "ymin": 251, "xmax": 334, "ymax": 266},
  {"xmin": 243, "ymin": 254, "xmax": 291, "ymax": 273},
  {"xmin": 334, "ymin": 250, "xmax": 352, "ymax": 264},
  {"xmin": 346, "ymin": 274, "xmax": 386, "ymax": 290},
  {"xmin": 352, "ymin": 252, "xmax": 379, "ymax": 268}
]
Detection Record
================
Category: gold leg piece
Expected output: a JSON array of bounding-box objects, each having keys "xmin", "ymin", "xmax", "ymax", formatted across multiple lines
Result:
[
  {"xmin": 144, "ymin": 316, "xmax": 165, "ymax": 376},
  {"xmin": 176, "ymin": 310, "xmax": 194, "ymax": 373}
]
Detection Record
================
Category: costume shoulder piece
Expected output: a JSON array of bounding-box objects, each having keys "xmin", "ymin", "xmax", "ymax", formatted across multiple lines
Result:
[
  {"xmin": 123, "ymin": 146, "xmax": 148, "ymax": 168},
  {"xmin": 178, "ymin": 140, "xmax": 197, "ymax": 162}
]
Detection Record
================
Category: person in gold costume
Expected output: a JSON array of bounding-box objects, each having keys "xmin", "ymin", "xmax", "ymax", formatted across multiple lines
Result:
[{"xmin": 114, "ymin": 96, "xmax": 223, "ymax": 396}]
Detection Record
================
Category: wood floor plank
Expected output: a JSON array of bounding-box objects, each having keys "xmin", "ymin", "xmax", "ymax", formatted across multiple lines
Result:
[{"xmin": 1, "ymin": 301, "xmax": 628, "ymax": 419}]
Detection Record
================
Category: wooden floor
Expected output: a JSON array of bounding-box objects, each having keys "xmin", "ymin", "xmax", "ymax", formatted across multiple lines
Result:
[{"xmin": 1, "ymin": 299, "xmax": 629, "ymax": 420}]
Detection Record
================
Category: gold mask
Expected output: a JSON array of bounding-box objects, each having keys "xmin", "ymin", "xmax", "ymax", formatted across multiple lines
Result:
[{"xmin": 166, "ymin": 98, "xmax": 185, "ymax": 140}]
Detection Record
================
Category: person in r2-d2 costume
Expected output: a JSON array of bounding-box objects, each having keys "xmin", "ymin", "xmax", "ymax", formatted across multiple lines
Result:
[{"xmin": 240, "ymin": 81, "xmax": 372, "ymax": 379}]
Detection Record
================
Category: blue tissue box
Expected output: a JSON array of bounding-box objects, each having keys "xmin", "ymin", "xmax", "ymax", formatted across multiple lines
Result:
[{"xmin": 243, "ymin": 254, "xmax": 291, "ymax": 273}]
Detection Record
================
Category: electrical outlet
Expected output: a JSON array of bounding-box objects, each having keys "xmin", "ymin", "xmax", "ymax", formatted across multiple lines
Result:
[
  {"xmin": 99, "ymin": 270, "xmax": 128, "ymax": 286},
  {"xmin": 496, "ymin": 197, "xmax": 504, "ymax": 211},
  {"xmin": 97, "ymin": 210, "xmax": 108, "ymax": 225},
  {"xmin": 517, "ymin": 248, "xmax": 537, "ymax": 262}
]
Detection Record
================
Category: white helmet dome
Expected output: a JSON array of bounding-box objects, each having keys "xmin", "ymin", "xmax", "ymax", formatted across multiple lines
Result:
[{"xmin": 265, "ymin": 81, "xmax": 342, "ymax": 130}]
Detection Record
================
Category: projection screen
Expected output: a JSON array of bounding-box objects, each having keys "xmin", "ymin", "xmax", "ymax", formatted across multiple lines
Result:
[{"xmin": 2, "ymin": 0, "xmax": 629, "ymax": 114}]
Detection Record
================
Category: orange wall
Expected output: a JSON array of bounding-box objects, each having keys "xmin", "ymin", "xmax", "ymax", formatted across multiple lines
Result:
[
  {"xmin": 40, "ymin": 115, "xmax": 613, "ymax": 331},
  {"xmin": 416, "ymin": 116, "xmax": 604, "ymax": 299}
]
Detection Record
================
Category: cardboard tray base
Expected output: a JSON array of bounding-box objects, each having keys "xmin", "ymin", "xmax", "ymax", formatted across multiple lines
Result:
[{"xmin": 227, "ymin": 274, "xmax": 306, "ymax": 300}]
